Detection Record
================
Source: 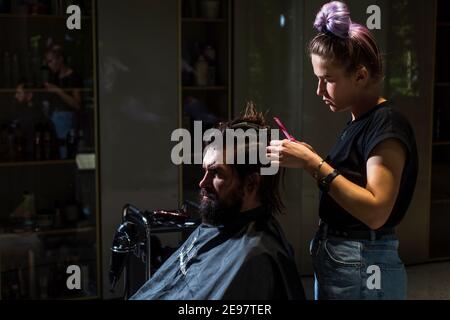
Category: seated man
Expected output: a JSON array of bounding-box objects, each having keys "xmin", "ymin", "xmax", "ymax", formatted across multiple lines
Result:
[{"xmin": 130, "ymin": 103, "xmax": 305, "ymax": 300}]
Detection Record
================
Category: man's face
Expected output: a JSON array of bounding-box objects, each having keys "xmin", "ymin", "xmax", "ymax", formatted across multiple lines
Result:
[
  {"xmin": 198, "ymin": 147, "xmax": 244, "ymax": 225},
  {"xmin": 14, "ymin": 85, "xmax": 32, "ymax": 104}
]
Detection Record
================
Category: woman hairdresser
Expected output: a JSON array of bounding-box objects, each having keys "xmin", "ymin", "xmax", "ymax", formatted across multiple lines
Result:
[{"xmin": 266, "ymin": 1, "xmax": 418, "ymax": 300}]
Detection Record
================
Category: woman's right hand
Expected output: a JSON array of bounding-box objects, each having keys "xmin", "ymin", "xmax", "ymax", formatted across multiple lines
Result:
[
  {"xmin": 298, "ymin": 141, "xmax": 316, "ymax": 154},
  {"xmin": 266, "ymin": 139, "xmax": 319, "ymax": 169}
]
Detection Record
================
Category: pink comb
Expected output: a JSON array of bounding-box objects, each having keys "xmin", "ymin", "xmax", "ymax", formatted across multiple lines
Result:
[{"xmin": 273, "ymin": 117, "xmax": 297, "ymax": 142}]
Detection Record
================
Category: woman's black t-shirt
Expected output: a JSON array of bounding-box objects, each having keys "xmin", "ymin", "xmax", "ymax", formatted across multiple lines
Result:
[
  {"xmin": 48, "ymin": 72, "xmax": 83, "ymax": 112},
  {"xmin": 319, "ymin": 101, "xmax": 418, "ymax": 230}
]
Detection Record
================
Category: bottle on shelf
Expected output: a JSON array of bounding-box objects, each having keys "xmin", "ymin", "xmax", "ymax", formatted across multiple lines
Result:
[
  {"xmin": 11, "ymin": 190, "xmax": 36, "ymax": 226},
  {"xmin": 58, "ymin": 142, "xmax": 68, "ymax": 160},
  {"xmin": 77, "ymin": 129, "xmax": 86, "ymax": 152},
  {"xmin": 204, "ymin": 45, "xmax": 216, "ymax": 86},
  {"xmin": 20, "ymin": 268, "xmax": 29, "ymax": 299},
  {"xmin": 182, "ymin": 58, "xmax": 195, "ymax": 86},
  {"xmin": 33, "ymin": 123, "xmax": 43, "ymax": 161},
  {"xmin": 29, "ymin": 35, "xmax": 42, "ymax": 87},
  {"xmin": 66, "ymin": 128, "xmax": 77, "ymax": 158},
  {"xmin": 11, "ymin": 53, "xmax": 20, "ymax": 87},
  {"xmin": 6, "ymin": 124, "xmax": 16, "ymax": 162},
  {"xmin": 10, "ymin": 271, "xmax": 21, "ymax": 300},
  {"xmin": 13, "ymin": 122, "xmax": 25, "ymax": 161},
  {"xmin": 195, "ymin": 55, "xmax": 209, "ymax": 86},
  {"xmin": 43, "ymin": 128, "xmax": 52, "ymax": 160},
  {"xmin": 38, "ymin": 270, "xmax": 49, "ymax": 299}
]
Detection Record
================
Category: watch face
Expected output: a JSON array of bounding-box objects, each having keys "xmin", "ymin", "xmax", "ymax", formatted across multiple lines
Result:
[{"xmin": 319, "ymin": 169, "xmax": 340, "ymax": 193}]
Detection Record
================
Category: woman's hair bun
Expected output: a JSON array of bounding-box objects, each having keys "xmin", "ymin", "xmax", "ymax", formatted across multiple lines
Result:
[{"xmin": 313, "ymin": 1, "xmax": 351, "ymax": 39}]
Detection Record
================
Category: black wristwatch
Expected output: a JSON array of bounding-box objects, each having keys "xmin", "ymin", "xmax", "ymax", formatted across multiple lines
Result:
[{"xmin": 318, "ymin": 169, "xmax": 340, "ymax": 193}]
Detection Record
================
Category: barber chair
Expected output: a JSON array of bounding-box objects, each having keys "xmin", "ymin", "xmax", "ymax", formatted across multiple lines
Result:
[{"xmin": 109, "ymin": 202, "xmax": 200, "ymax": 299}]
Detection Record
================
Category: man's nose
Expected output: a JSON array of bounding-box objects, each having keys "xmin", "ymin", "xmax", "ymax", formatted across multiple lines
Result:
[{"xmin": 198, "ymin": 171, "xmax": 210, "ymax": 189}]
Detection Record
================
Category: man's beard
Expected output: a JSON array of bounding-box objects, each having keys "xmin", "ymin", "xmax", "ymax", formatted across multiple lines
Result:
[{"xmin": 199, "ymin": 187, "xmax": 243, "ymax": 226}]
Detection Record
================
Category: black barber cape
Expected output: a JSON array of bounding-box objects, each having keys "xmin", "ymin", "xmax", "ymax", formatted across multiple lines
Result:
[{"xmin": 130, "ymin": 206, "xmax": 305, "ymax": 300}]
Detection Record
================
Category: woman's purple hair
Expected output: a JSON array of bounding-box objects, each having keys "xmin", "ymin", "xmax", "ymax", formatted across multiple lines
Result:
[
  {"xmin": 313, "ymin": 1, "xmax": 351, "ymax": 38},
  {"xmin": 309, "ymin": 1, "xmax": 383, "ymax": 81}
]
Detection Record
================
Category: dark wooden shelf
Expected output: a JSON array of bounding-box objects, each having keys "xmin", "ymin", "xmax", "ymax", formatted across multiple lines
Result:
[
  {"xmin": 431, "ymin": 198, "xmax": 450, "ymax": 205},
  {"xmin": 182, "ymin": 18, "xmax": 226, "ymax": 23},
  {"xmin": 0, "ymin": 159, "xmax": 75, "ymax": 168},
  {"xmin": 1, "ymin": 226, "xmax": 95, "ymax": 237},
  {"xmin": 433, "ymin": 141, "xmax": 450, "ymax": 146},
  {"xmin": 0, "ymin": 88, "xmax": 93, "ymax": 93},
  {"xmin": 435, "ymin": 83, "xmax": 450, "ymax": 86},
  {"xmin": 0, "ymin": 13, "xmax": 92, "ymax": 20},
  {"xmin": 183, "ymin": 86, "xmax": 227, "ymax": 91},
  {"xmin": 33, "ymin": 226, "xmax": 95, "ymax": 237}
]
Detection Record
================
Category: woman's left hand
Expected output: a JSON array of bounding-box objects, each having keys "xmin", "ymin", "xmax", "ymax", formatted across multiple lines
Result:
[{"xmin": 266, "ymin": 139, "xmax": 317, "ymax": 169}]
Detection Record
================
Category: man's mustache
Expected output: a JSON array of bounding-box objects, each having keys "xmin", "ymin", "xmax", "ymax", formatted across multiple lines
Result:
[{"xmin": 200, "ymin": 189, "xmax": 217, "ymax": 200}]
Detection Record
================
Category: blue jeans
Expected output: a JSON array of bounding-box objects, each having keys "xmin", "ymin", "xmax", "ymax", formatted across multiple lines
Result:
[
  {"xmin": 310, "ymin": 229, "xmax": 407, "ymax": 300},
  {"xmin": 51, "ymin": 111, "xmax": 74, "ymax": 139},
  {"xmin": 51, "ymin": 111, "xmax": 74, "ymax": 159}
]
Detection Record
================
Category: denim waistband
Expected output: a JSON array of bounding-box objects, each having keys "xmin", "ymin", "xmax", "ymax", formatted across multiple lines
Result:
[{"xmin": 318, "ymin": 222, "xmax": 396, "ymax": 241}]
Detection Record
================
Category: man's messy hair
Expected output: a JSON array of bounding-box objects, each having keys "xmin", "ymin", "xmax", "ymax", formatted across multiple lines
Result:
[{"xmin": 208, "ymin": 101, "xmax": 286, "ymax": 215}]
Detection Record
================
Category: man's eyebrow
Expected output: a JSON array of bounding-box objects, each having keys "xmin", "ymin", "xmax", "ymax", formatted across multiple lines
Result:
[
  {"xmin": 205, "ymin": 165, "xmax": 226, "ymax": 174},
  {"xmin": 203, "ymin": 163, "xmax": 218, "ymax": 170}
]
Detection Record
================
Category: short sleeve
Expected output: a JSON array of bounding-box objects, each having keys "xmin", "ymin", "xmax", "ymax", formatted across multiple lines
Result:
[{"xmin": 363, "ymin": 108, "xmax": 413, "ymax": 161}]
